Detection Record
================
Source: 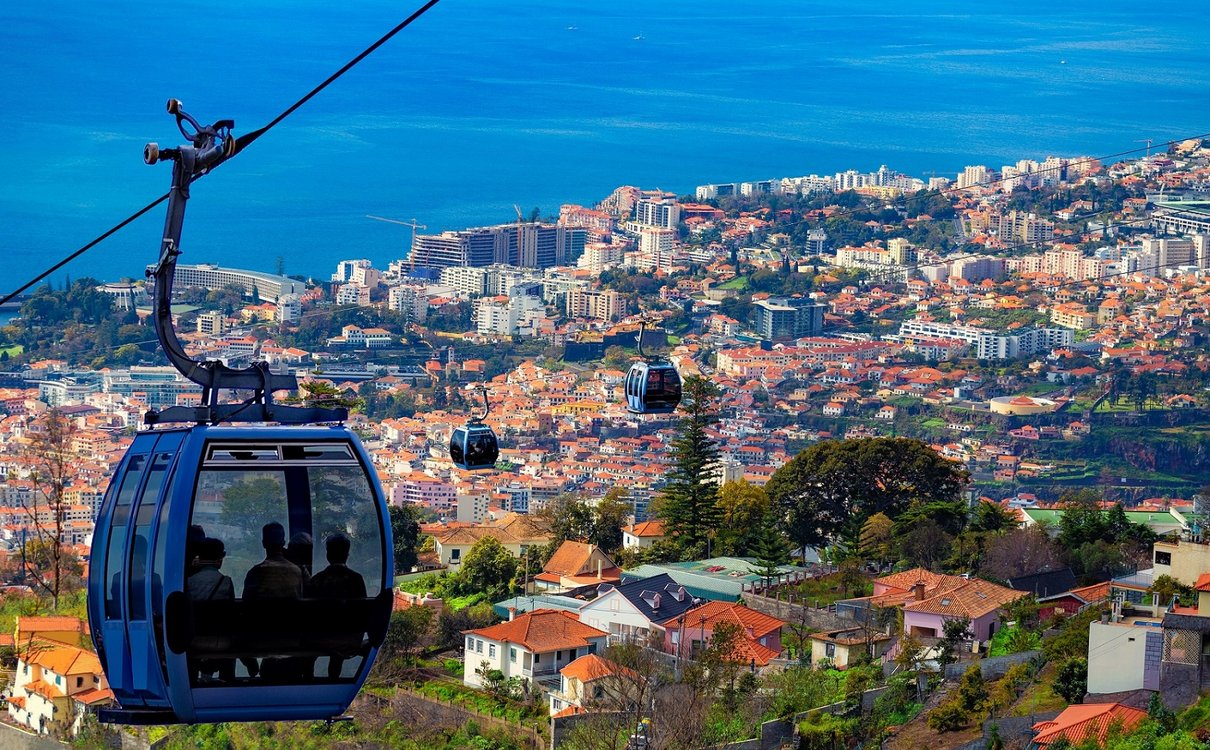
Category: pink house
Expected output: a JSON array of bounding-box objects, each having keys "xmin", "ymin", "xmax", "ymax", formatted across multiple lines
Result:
[
  {"xmin": 863, "ymin": 568, "xmax": 1027, "ymax": 642},
  {"xmin": 660, "ymin": 601, "xmax": 785, "ymax": 666}
]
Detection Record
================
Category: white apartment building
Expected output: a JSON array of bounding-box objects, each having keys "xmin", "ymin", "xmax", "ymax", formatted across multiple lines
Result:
[
  {"xmin": 334, "ymin": 283, "xmax": 370, "ymax": 307},
  {"xmin": 957, "ymin": 165, "xmax": 991, "ymax": 190},
  {"xmin": 578, "ymin": 243, "xmax": 625, "ymax": 274},
  {"xmin": 390, "ymin": 474, "xmax": 456, "ymax": 513},
  {"xmin": 637, "ymin": 227, "xmax": 676, "ymax": 273},
  {"xmin": 332, "ymin": 259, "xmax": 372, "ymax": 283},
  {"xmin": 277, "ymin": 294, "xmax": 302, "ymax": 323},
  {"xmin": 387, "ymin": 285, "xmax": 429, "ymax": 323},
  {"xmin": 634, "ymin": 198, "xmax": 681, "ymax": 229},
  {"xmin": 897, "ymin": 321, "xmax": 1074, "ymax": 360},
  {"xmin": 475, "ymin": 295, "xmax": 545, "ymax": 337}
]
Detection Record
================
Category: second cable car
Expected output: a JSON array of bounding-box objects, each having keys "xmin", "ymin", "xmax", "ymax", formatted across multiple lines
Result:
[
  {"xmin": 86, "ymin": 102, "xmax": 393, "ymax": 723},
  {"xmin": 623, "ymin": 322, "xmax": 683, "ymax": 415},
  {"xmin": 450, "ymin": 386, "xmax": 499, "ymax": 470}
]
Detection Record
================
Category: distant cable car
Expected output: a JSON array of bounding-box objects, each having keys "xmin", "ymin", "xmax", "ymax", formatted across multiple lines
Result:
[
  {"xmin": 623, "ymin": 322, "xmax": 682, "ymax": 415},
  {"xmin": 86, "ymin": 103, "xmax": 392, "ymax": 724},
  {"xmin": 450, "ymin": 386, "xmax": 499, "ymax": 470}
]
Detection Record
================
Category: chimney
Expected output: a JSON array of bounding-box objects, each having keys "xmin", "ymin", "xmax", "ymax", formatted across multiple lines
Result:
[
  {"xmin": 508, "ymin": 606, "xmax": 516, "ymax": 622},
  {"xmin": 597, "ymin": 558, "xmax": 603, "ymax": 580},
  {"xmin": 913, "ymin": 581, "xmax": 926, "ymax": 601}
]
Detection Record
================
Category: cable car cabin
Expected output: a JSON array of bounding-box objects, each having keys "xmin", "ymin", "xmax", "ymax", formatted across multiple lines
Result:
[
  {"xmin": 624, "ymin": 361, "xmax": 682, "ymax": 415},
  {"xmin": 86, "ymin": 425, "xmax": 394, "ymax": 724},
  {"xmin": 449, "ymin": 423, "xmax": 499, "ymax": 470}
]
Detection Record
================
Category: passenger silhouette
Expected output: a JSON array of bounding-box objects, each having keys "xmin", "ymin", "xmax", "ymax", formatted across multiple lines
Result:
[
  {"xmin": 285, "ymin": 532, "xmax": 314, "ymax": 584},
  {"xmin": 186, "ymin": 537, "xmax": 235, "ymax": 682},
  {"xmin": 186, "ymin": 524, "xmax": 207, "ymax": 578},
  {"xmin": 308, "ymin": 533, "xmax": 368, "ymax": 679},
  {"xmin": 243, "ymin": 522, "xmax": 303, "ymax": 599},
  {"xmin": 241, "ymin": 522, "xmax": 303, "ymax": 679}
]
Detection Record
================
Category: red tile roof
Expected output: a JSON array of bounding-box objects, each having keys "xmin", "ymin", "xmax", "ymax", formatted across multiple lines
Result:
[
  {"xmin": 662, "ymin": 601, "xmax": 785, "ymax": 639},
  {"xmin": 1031, "ymin": 703, "xmax": 1147, "ymax": 747},
  {"xmin": 464, "ymin": 609, "xmax": 606, "ymax": 653},
  {"xmin": 560, "ymin": 654, "xmax": 637, "ymax": 683}
]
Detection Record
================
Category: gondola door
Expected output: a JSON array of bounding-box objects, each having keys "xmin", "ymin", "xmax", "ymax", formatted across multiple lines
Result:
[{"xmin": 126, "ymin": 434, "xmax": 182, "ymax": 705}]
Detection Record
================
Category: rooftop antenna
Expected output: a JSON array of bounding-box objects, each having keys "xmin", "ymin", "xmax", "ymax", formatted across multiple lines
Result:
[{"xmin": 1135, "ymin": 138, "xmax": 1153, "ymax": 158}]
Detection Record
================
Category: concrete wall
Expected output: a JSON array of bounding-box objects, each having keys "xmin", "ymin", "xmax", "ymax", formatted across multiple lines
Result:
[
  {"xmin": 744, "ymin": 594, "xmax": 860, "ymax": 632},
  {"xmin": 0, "ymin": 722, "xmax": 67, "ymax": 750},
  {"xmin": 942, "ymin": 651, "xmax": 1041, "ymax": 681},
  {"xmin": 1087, "ymin": 622, "xmax": 1150, "ymax": 694}
]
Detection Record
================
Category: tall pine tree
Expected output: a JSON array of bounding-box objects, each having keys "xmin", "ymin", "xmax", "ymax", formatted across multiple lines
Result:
[
  {"xmin": 749, "ymin": 513, "xmax": 790, "ymax": 588},
  {"xmin": 657, "ymin": 376, "xmax": 721, "ymax": 558}
]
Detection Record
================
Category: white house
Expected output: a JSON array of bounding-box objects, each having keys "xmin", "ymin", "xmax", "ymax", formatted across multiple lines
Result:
[
  {"xmin": 462, "ymin": 609, "xmax": 608, "ymax": 691},
  {"xmin": 6, "ymin": 617, "xmax": 112, "ymax": 737},
  {"xmin": 621, "ymin": 520, "xmax": 666, "ymax": 550},
  {"xmin": 577, "ymin": 574, "xmax": 701, "ymax": 645}
]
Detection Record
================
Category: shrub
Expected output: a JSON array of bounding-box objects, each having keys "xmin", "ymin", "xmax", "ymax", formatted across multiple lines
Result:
[{"xmin": 928, "ymin": 699, "xmax": 968, "ymax": 732}]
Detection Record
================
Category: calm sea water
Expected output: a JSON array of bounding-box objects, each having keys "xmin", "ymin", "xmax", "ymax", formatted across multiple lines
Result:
[{"xmin": 2, "ymin": 0, "xmax": 1209, "ymax": 285}]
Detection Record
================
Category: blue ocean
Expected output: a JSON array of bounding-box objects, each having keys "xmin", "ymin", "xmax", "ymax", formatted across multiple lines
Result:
[{"xmin": 2, "ymin": 0, "xmax": 1209, "ymax": 285}]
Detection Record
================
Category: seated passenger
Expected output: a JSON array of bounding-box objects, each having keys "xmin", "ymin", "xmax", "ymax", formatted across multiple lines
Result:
[
  {"xmin": 186, "ymin": 537, "xmax": 235, "ymax": 682},
  {"xmin": 308, "ymin": 533, "xmax": 368, "ymax": 679},
  {"xmin": 241, "ymin": 522, "xmax": 303, "ymax": 679}
]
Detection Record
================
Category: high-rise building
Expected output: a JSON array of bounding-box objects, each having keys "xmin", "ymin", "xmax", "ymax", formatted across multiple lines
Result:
[
  {"xmin": 411, "ymin": 224, "xmax": 583, "ymax": 270},
  {"xmin": 634, "ymin": 198, "xmax": 681, "ymax": 229},
  {"xmin": 753, "ymin": 297, "xmax": 825, "ymax": 341},
  {"xmin": 957, "ymin": 165, "xmax": 991, "ymax": 190},
  {"xmin": 637, "ymin": 227, "xmax": 676, "ymax": 273},
  {"xmin": 387, "ymin": 285, "xmax": 428, "ymax": 323},
  {"xmin": 566, "ymin": 289, "xmax": 625, "ymax": 322}
]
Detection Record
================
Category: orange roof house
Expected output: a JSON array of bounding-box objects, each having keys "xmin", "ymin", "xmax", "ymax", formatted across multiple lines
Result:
[
  {"xmin": 662, "ymin": 600, "xmax": 786, "ymax": 667},
  {"xmin": 534, "ymin": 541, "xmax": 622, "ymax": 590},
  {"xmin": 1031, "ymin": 703, "xmax": 1147, "ymax": 747},
  {"xmin": 461, "ymin": 609, "xmax": 608, "ymax": 690}
]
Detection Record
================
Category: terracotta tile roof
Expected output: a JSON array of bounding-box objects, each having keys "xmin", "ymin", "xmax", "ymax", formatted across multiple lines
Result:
[
  {"xmin": 627, "ymin": 520, "xmax": 665, "ymax": 537},
  {"xmin": 560, "ymin": 654, "xmax": 637, "ymax": 683},
  {"xmin": 1069, "ymin": 581, "xmax": 1111, "ymax": 602},
  {"xmin": 904, "ymin": 579, "xmax": 1026, "ymax": 620},
  {"xmin": 552, "ymin": 704, "xmax": 585, "ymax": 719},
  {"xmin": 662, "ymin": 600, "xmax": 785, "ymax": 639},
  {"xmin": 543, "ymin": 541, "xmax": 614, "ymax": 578},
  {"xmin": 72, "ymin": 687, "xmax": 114, "ymax": 706},
  {"xmin": 464, "ymin": 609, "xmax": 606, "ymax": 652},
  {"xmin": 874, "ymin": 568, "xmax": 953, "ymax": 593},
  {"xmin": 726, "ymin": 636, "xmax": 782, "ymax": 667},
  {"xmin": 24, "ymin": 679, "xmax": 63, "ymax": 700},
  {"xmin": 1195, "ymin": 572, "xmax": 1210, "ymax": 592},
  {"xmin": 23, "ymin": 638, "xmax": 103, "ymax": 676},
  {"xmin": 1031, "ymin": 703, "xmax": 1147, "ymax": 747}
]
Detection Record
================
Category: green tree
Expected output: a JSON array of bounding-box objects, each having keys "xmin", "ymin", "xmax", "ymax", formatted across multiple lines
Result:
[
  {"xmin": 388, "ymin": 503, "xmax": 423, "ymax": 574},
  {"xmin": 859, "ymin": 512, "xmax": 893, "ymax": 569},
  {"xmin": 938, "ymin": 618, "xmax": 971, "ymax": 668},
  {"xmin": 1057, "ymin": 489, "xmax": 1107, "ymax": 551},
  {"xmin": 714, "ymin": 481, "xmax": 771, "ymax": 557},
  {"xmin": 748, "ymin": 514, "xmax": 790, "ymax": 588},
  {"xmin": 372, "ymin": 605, "xmax": 434, "ymax": 681},
  {"xmin": 458, "ymin": 537, "xmax": 519, "ymax": 601},
  {"xmin": 1150, "ymin": 574, "xmax": 1193, "ymax": 608},
  {"xmin": 656, "ymin": 376, "xmax": 722, "ymax": 556},
  {"xmin": 766, "ymin": 437, "xmax": 967, "ymax": 553},
  {"xmin": 969, "ymin": 500, "xmax": 1019, "ymax": 533},
  {"xmin": 956, "ymin": 663, "xmax": 988, "ymax": 713},
  {"xmin": 1053, "ymin": 657, "xmax": 1088, "ymax": 704}
]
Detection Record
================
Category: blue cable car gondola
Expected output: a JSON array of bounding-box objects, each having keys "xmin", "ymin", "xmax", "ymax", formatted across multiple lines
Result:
[
  {"xmin": 86, "ymin": 102, "xmax": 393, "ymax": 724},
  {"xmin": 624, "ymin": 322, "xmax": 682, "ymax": 415},
  {"xmin": 450, "ymin": 387, "xmax": 499, "ymax": 470}
]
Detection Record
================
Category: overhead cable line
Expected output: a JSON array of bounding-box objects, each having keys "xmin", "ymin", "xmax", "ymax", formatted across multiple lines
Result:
[{"xmin": 1, "ymin": 0, "xmax": 443, "ymax": 307}]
